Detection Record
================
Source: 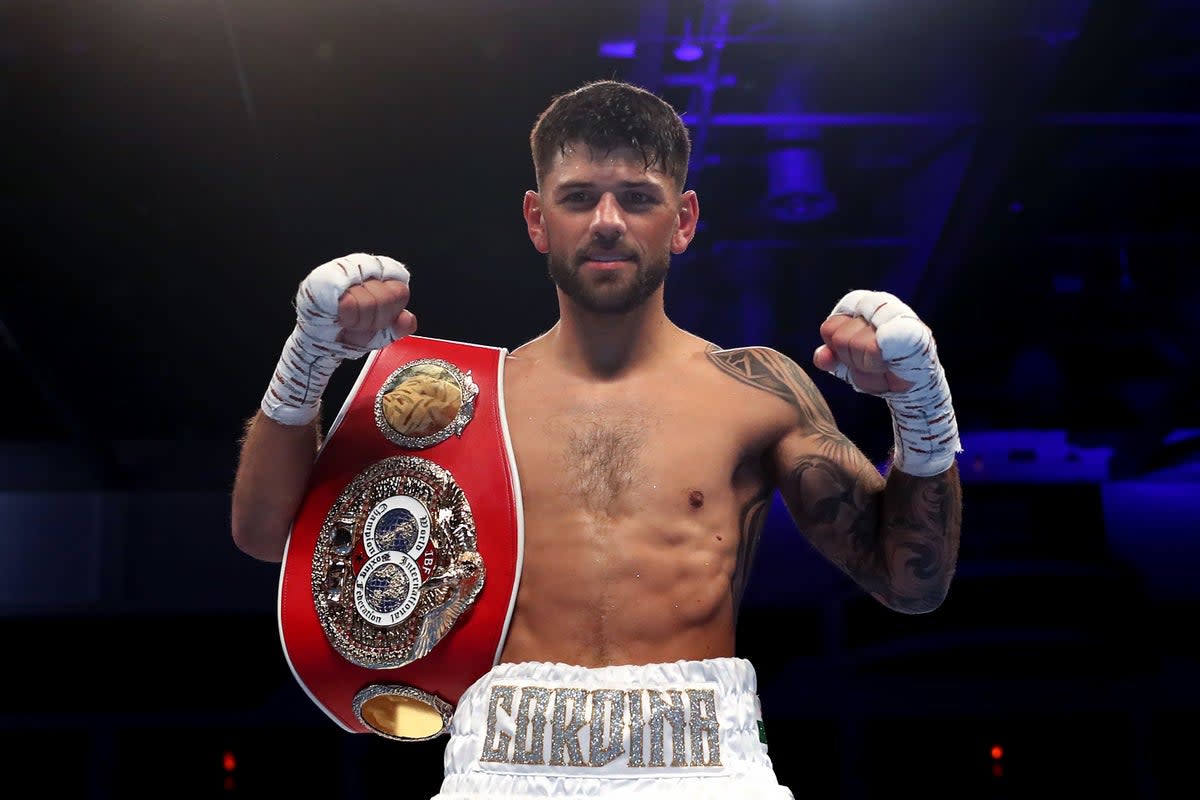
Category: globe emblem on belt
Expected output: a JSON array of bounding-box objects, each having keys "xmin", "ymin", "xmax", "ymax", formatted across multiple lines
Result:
[
  {"xmin": 354, "ymin": 550, "xmax": 423, "ymax": 627},
  {"xmin": 310, "ymin": 454, "xmax": 484, "ymax": 670},
  {"xmin": 363, "ymin": 495, "xmax": 432, "ymax": 559}
]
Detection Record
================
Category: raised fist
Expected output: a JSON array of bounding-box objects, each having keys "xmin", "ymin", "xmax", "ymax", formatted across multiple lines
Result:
[
  {"xmin": 296, "ymin": 253, "xmax": 417, "ymax": 355},
  {"xmin": 814, "ymin": 290, "xmax": 932, "ymax": 396},
  {"xmin": 261, "ymin": 253, "xmax": 416, "ymax": 426}
]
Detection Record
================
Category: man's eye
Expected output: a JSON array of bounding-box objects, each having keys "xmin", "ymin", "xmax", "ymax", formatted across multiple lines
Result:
[
  {"xmin": 564, "ymin": 192, "xmax": 591, "ymax": 203},
  {"xmin": 625, "ymin": 192, "xmax": 653, "ymax": 205}
]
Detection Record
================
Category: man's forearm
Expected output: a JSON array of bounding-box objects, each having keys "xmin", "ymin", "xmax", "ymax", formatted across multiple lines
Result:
[
  {"xmin": 876, "ymin": 461, "xmax": 963, "ymax": 613},
  {"xmin": 231, "ymin": 409, "xmax": 322, "ymax": 563}
]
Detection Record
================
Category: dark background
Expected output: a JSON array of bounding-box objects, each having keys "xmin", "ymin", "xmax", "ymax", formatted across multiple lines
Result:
[{"xmin": 2, "ymin": 0, "xmax": 1198, "ymax": 797}]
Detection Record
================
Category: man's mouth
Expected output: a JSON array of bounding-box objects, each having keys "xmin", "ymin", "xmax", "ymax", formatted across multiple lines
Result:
[{"xmin": 582, "ymin": 253, "xmax": 635, "ymax": 265}]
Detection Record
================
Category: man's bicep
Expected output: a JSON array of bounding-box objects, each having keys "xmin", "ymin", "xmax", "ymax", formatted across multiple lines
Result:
[
  {"xmin": 770, "ymin": 425, "xmax": 887, "ymax": 585},
  {"xmin": 706, "ymin": 344, "xmax": 887, "ymax": 582}
]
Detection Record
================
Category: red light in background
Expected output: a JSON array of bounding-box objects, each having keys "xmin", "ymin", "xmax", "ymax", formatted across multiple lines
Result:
[
  {"xmin": 991, "ymin": 744, "xmax": 1004, "ymax": 760},
  {"xmin": 223, "ymin": 750, "xmax": 237, "ymax": 773}
]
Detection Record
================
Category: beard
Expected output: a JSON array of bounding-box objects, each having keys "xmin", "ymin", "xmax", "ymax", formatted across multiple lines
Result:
[{"xmin": 546, "ymin": 247, "xmax": 670, "ymax": 315}]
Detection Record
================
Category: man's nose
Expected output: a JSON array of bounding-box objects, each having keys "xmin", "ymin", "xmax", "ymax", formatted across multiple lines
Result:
[{"xmin": 589, "ymin": 193, "xmax": 626, "ymax": 240}]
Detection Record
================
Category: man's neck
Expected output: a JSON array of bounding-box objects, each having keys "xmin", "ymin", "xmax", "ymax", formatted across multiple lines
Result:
[{"xmin": 546, "ymin": 292, "xmax": 676, "ymax": 379}]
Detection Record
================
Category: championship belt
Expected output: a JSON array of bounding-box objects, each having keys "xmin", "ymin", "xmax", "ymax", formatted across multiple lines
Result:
[{"xmin": 279, "ymin": 335, "xmax": 523, "ymax": 741}]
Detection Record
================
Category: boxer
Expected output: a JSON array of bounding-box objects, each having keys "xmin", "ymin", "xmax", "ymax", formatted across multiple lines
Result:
[{"xmin": 232, "ymin": 79, "xmax": 962, "ymax": 798}]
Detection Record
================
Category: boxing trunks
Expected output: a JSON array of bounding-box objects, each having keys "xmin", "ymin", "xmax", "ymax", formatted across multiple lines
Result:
[
  {"xmin": 278, "ymin": 335, "xmax": 523, "ymax": 741},
  {"xmin": 433, "ymin": 658, "xmax": 796, "ymax": 799}
]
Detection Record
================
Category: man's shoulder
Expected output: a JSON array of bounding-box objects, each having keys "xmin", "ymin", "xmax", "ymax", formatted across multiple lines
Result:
[
  {"xmin": 703, "ymin": 343, "xmax": 803, "ymax": 373},
  {"xmin": 704, "ymin": 342, "xmax": 793, "ymax": 359},
  {"xmin": 678, "ymin": 329, "xmax": 793, "ymax": 362},
  {"xmin": 702, "ymin": 344, "xmax": 822, "ymax": 413}
]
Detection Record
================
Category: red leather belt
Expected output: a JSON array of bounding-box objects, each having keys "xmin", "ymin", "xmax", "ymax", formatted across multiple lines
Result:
[{"xmin": 278, "ymin": 335, "xmax": 522, "ymax": 740}]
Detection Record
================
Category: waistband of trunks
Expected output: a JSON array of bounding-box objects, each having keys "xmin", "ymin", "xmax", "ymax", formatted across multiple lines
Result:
[{"xmin": 444, "ymin": 657, "xmax": 774, "ymax": 779}]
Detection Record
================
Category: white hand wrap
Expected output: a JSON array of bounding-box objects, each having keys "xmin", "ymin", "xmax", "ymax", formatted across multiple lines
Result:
[
  {"xmin": 260, "ymin": 253, "xmax": 411, "ymax": 426},
  {"xmin": 826, "ymin": 289, "xmax": 961, "ymax": 477}
]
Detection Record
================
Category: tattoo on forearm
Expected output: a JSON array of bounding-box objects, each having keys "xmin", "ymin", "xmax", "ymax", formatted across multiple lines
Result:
[
  {"xmin": 731, "ymin": 486, "xmax": 771, "ymax": 613},
  {"xmin": 782, "ymin": 454, "xmax": 960, "ymax": 612},
  {"xmin": 709, "ymin": 347, "xmax": 961, "ymax": 613},
  {"xmin": 707, "ymin": 346, "xmax": 857, "ymax": 462},
  {"xmin": 878, "ymin": 467, "xmax": 962, "ymax": 610}
]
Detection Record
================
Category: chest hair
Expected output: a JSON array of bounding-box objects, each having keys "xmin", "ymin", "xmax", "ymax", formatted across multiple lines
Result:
[{"xmin": 553, "ymin": 406, "xmax": 648, "ymax": 514}]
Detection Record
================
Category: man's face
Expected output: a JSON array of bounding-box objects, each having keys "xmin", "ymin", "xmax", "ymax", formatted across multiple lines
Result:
[{"xmin": 523, "ymin": 144, "xmax": 698, "ymax": 315}]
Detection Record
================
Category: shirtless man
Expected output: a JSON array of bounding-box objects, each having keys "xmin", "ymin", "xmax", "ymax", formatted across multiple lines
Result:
[{"xmin": 232, "ymin": 80, "xmax": 963, "ymax": 799}]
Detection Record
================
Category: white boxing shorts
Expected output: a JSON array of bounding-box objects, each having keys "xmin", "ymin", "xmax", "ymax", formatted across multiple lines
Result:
[{"xmin": 432, "ymin": 657, "xmax": 796, "ymax": 799}]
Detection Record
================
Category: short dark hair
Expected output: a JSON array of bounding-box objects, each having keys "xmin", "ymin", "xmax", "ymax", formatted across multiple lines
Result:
[{"xmin": 530, "ymin": 80, "xmax": 692, "ymax": 191}]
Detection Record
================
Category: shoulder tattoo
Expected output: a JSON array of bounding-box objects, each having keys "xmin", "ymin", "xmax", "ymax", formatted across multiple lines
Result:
[
  {"xmin": 706, "ymin": 345, "xmax": 857, "ymax": 461},
  {"xmin": 706, "ymin": 345, "xmax": 833, "ymax": 420}
]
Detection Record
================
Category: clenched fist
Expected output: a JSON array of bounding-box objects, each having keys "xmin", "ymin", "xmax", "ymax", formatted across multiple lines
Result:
[
  {"xmin": 813, "ymin": 290, "xmax": 935, "ymax": 397},
  {"xmin": 336, "ymin": 275, "xmax": 417, "ymax": 348},
  {"xmin": 294, "ymin": 253, "xmax": 417, "ymax": 355},
  {"xmin": 261, "ymin": 253, "xmax": 417, "ymax": 426},
  {"xmin": 814, "ymin": 289, "xmax": 961, "ymax": 476}
]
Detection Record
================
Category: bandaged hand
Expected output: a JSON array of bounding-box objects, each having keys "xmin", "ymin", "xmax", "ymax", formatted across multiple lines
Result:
[
  {"xmin": 814, "ymin": 290, "xmax": 961, "ymax": 477},
  {"xmin": 260, "ymin": 253, "xmax": 415, "ymax": 426}
]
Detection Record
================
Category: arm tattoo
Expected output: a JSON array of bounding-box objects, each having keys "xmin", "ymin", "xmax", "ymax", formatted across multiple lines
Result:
[
  {"xmin": 707, "ymin": 346, "xmax": 857, "ymax": 463},
  {"xmin": 731, "ymin": 486, "xmax": 771, "ymax": 615},
  {"xmin": 706, "ymin": 345, "xmax": 810, "ymax": 407},
  {"xmin": 878, "ymin": 466, "xmax": 962, "ymax": 611},
  {"xmin": 782, "ymin": 454, "xmax": 961, "ymax": 612},
  {"xmin": 782, "ymin": 454, "xmax": 883, "ymax": 586},
  {"xmin": 709, "ymin": 346, "xmax": 961, "ymax": 613}
]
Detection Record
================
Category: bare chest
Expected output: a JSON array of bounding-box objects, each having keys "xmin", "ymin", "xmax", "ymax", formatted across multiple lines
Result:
[
  {"xmin": 508, "ymin": 392, "xmax": 663, "ymax": 514},
  {"xmin": 502, "ymin": 365, "xmax": 759, "ymax": 517}
]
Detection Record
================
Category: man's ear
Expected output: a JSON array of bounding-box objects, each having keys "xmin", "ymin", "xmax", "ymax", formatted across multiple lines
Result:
[
  {"xmin": 524, "ymin": 190, "xmax": 549, "ymax": 254},
  {"xmin": 671, "ymin": 190, "xmax": 700, "ymax": 255}
]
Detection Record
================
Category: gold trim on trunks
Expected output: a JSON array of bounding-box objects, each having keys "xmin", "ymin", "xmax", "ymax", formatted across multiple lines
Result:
[
  {"xmin": 375, "ymin": 358, "xmax": 480, "ymax": 448},
  {"xmin": 311, "ymin": 455, "xmax": 485, "ymax": 669}
]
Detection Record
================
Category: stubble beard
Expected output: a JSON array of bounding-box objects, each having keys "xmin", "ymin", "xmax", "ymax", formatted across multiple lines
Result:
[{"xmin": 546, "ymin": 248, "xmax": 670, "ymax": 315}]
